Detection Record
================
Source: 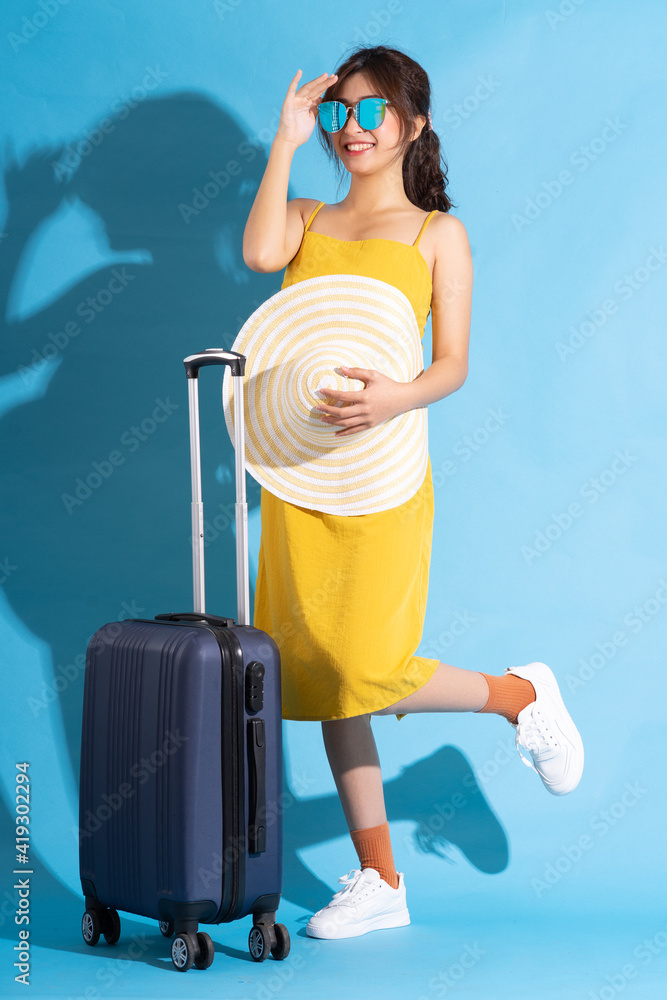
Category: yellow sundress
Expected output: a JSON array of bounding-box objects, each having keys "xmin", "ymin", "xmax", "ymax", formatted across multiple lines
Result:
[{"xmin": 252, "ymin": 200, "xmax": 441, "ymax": 721}]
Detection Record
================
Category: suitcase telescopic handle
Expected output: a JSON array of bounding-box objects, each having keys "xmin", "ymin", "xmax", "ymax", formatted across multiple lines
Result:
[
  {"xmin": 181, "ymin": 349, "xmax": 249, "ymax": 626},
  {"xmin": 184, "ymin": 349, "xmax": 246, "ymax": 379}
]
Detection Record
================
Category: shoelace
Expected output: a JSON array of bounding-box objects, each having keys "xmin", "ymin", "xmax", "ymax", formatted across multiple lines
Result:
[
  {"xmin": 330, "ymin": 868, "xmax": 381, "ymax": 907},
  {"xmin": 515, "ymin": 707, "xmax": 560, "ymax": 772}
]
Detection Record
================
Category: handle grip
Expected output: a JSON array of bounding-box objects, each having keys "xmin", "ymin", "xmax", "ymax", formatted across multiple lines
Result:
[
  {"xmin": 247, "ymin": 719, "xmax": 267, "ymax": 854},
  {"xmin": 183, "ymin": 349, "xmax": 245, "ymax": 379},
  {"xmin": 154, "ymin": 612, "xmax": 236, "ymax": 628}
]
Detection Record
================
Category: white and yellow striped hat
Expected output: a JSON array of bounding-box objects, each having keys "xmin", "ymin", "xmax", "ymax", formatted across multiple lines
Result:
[{"xmin": 222, "ymin": 273, "xmax": 428, "ymax": 516}]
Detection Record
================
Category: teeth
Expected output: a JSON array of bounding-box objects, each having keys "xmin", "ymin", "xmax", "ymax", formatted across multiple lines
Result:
[{"xmin": 346, "ymin": 143, "xmax": 373, "ymax": 150}]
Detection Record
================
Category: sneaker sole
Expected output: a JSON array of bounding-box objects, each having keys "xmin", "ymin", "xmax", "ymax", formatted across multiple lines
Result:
[
  {"xmin": 305, "ymin": 907, "xmax": 411, "ymax": 940},
  {"xmin": 508, "ymin": 661, "xmax": 584, "ymax": 795}
]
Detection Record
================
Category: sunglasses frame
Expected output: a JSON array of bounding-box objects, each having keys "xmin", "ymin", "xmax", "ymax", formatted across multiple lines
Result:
[{"xmin": 317, "ymin": 97, "xmax": 394, "ymax": 134}]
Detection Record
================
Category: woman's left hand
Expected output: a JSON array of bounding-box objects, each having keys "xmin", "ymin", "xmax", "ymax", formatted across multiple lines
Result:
[{"xmin": 314, "ymin": 365, "xmax": 411, "ymax": 436}]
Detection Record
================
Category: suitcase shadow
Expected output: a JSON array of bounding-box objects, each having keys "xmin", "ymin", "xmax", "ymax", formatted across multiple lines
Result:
[{"xmin": 282, "ymin": 743, "xmax": 509, "ymax": 920}]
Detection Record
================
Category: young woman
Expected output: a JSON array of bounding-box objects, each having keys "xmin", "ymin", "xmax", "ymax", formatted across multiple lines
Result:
[{"xmin": 243, "ymin": 45, "xmax": 584, "ymax": 940}]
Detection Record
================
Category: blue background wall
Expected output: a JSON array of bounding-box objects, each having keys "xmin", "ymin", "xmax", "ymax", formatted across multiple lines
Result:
[{"xmin": 0, "ymin": 1, "xmax": 665, "ymax": 997}]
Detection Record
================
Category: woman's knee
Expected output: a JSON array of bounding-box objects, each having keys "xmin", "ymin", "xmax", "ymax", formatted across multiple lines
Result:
[{"xmin": 321, "ymin": 713, "xmax": 372, "ymax": 735}]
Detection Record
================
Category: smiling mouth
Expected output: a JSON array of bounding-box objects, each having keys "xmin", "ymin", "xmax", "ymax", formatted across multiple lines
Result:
[{"xmin": 344, "ymin": 142, "xmax": 375, "ymax": 151}]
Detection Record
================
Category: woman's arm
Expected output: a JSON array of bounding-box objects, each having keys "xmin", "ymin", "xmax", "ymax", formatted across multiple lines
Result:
[
  {"xmin": 243, "ymin": 69, "xmax": 337, "ymax": 272},
  {"xmin": 401, "ymin": 212, "xmax": 472, "ymax": 406}
]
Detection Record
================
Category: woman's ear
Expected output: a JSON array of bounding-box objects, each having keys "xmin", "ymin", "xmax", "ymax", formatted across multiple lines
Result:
[{"xmin": 411, "ymin": 115, "xmax": 427, "ymax": 141}]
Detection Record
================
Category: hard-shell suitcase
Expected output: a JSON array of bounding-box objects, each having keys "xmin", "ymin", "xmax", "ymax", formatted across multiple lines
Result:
[{"xmin": 78, "ymin": 349, "xmax": 289, "ymax": 972}]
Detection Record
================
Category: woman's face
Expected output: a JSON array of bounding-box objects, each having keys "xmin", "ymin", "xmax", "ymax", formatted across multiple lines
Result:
[{"xmin": 330, "ymin": 71, "xmax": 416, "ymax": 172}]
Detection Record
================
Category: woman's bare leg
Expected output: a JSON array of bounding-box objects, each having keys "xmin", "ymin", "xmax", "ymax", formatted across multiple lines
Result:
[
  {"xmin": 321, "ymin": 666, "xmax": 491, "ymax": 827},
  {"xmin": 372, "ymin": 662, "xmax": 490, "ymax": 716},
  {"xmin": 321, "ymin": 714, "xmax": 386, "ymax": 830}
]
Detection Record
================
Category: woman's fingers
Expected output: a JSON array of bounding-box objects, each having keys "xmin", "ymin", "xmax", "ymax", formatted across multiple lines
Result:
[
  {"xmin": 296, "ymin": 71, "xmax": 337, "ymax": 97},
  {"xmin": 287, "ymin": 69, "xmax": 303, "ymax": 92}
]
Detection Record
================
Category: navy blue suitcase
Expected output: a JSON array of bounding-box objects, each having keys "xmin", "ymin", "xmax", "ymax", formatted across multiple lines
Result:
[{"xmin": 78, "ymin": 350, "xmax": 289, "ymax": 971}]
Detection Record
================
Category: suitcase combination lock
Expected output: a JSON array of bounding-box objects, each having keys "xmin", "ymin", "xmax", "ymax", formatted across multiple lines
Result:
[{"xmin": 245, "ymin": 661, "xmax": 265, "ymax": 713}]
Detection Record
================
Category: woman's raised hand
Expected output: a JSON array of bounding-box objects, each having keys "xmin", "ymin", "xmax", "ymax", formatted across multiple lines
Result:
[{"xmin": 275, "ymin": 69, "xmax": 338, "ymax": 148}]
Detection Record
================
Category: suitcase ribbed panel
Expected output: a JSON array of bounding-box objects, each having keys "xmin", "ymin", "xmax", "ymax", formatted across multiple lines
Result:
[
  {"xmin": 156, "ymin": 627, "xmax": 182, "ymax": 895},
  {"xmin": 106, "ymin": 626, "xmax": 147, "ymax": 908},
  {"xmin": 79, "ymin": 633, "xmax": 97, "ymax": 879}
]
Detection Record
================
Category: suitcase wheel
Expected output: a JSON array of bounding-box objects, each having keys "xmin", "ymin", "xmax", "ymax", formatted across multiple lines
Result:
[
  {"xmin": 271, "ymin": 923, "xmax": 291, "ymax": 961},
  {"xmin": 159, "ymin": 919, "xmax": 175, "ymax": 938},
  {"xmin": 81, "ymin": 909, "xmax": 101, "ymax": 947},
  {"xmin": 103, "ymin": 908, "xmax": 121, "ymax": 945},
  {"xmin": 171, "ymin": 932, "xmax": 198, "ymax": 972},
  {"xmin": 248, "ymin": 924, "xmax": 271, "ymax": 962},
  {"xmin": 82, "ymin": 907, "xmax": 120, "ymax": 947},
  {"xmin": 194, "ymin": 931, "xmax": 215, "ymax": 970}
]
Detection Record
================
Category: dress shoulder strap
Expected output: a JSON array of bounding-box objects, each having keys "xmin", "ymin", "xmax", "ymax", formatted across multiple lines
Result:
[
  {"xmin": 413, "ymin": 209, "xmax": 438, "ymax": 248},
  {"xmin": 304, "ymin": 200, "xmax": 326, "ymax": 233}
]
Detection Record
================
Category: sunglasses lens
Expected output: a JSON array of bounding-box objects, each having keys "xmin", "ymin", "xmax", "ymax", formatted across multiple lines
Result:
[
  {"xmin": 357, "ymin": 98, "xmax": 386, "ymax": 130},
  {"xmin": 318, "ymin": 101, "xmax": 345, "ymax": 133}
]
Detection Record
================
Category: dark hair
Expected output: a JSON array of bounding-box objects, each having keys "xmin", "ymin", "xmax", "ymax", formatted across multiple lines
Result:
[{"xmin": 317, "ymin": 44, "xmax": 455, "ymax": 213}]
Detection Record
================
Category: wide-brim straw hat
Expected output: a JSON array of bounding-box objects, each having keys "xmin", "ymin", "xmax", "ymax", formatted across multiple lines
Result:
[{"xmin": 222, "ymin": 273, "xmax": 428, "ymax": 515}]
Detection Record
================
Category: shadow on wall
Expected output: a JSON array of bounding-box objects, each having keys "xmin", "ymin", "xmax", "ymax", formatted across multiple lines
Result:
[
  {"xmin": 0, "ymin": 92, "xmax": 507, "ymax": 920},
  {"xmin": 0, "ymin": 92, "xmax": 280, "ymax": 795}
]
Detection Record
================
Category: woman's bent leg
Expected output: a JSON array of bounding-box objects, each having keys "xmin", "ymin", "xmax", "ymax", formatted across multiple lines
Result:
[{"xmin": 372, "ymin": 662, "xmax": 492, "ymax": 716}]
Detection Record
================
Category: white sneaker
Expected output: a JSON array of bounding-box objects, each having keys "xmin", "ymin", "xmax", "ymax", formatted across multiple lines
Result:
[
  {"xmin": 305, "ymin": 868, "xmax": 410, "ymax": 940},
  {"xmin": 505, "ymin": 662, "xmax": 584, "ymax": 795}
]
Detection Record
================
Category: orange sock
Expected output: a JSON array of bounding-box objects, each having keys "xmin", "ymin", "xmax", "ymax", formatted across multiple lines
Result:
[
  {"xmin": 476, "ymin": 672, "xmax": 536, "ymax": 725},
  {"xmin": 349, "ymin": 821, "xmax": 399, "ymax": 889}
]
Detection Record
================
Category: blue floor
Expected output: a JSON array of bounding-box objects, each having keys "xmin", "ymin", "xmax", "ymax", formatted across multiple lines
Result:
[{"xmin": 2, "ymin": 878, "xmax": 665, "ymax": 999}]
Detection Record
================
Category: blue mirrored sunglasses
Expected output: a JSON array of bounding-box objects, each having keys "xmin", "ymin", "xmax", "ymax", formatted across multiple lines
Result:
[{"xmin": 318, "ymin": 97, "xmax": 393, "ymax": 133}]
